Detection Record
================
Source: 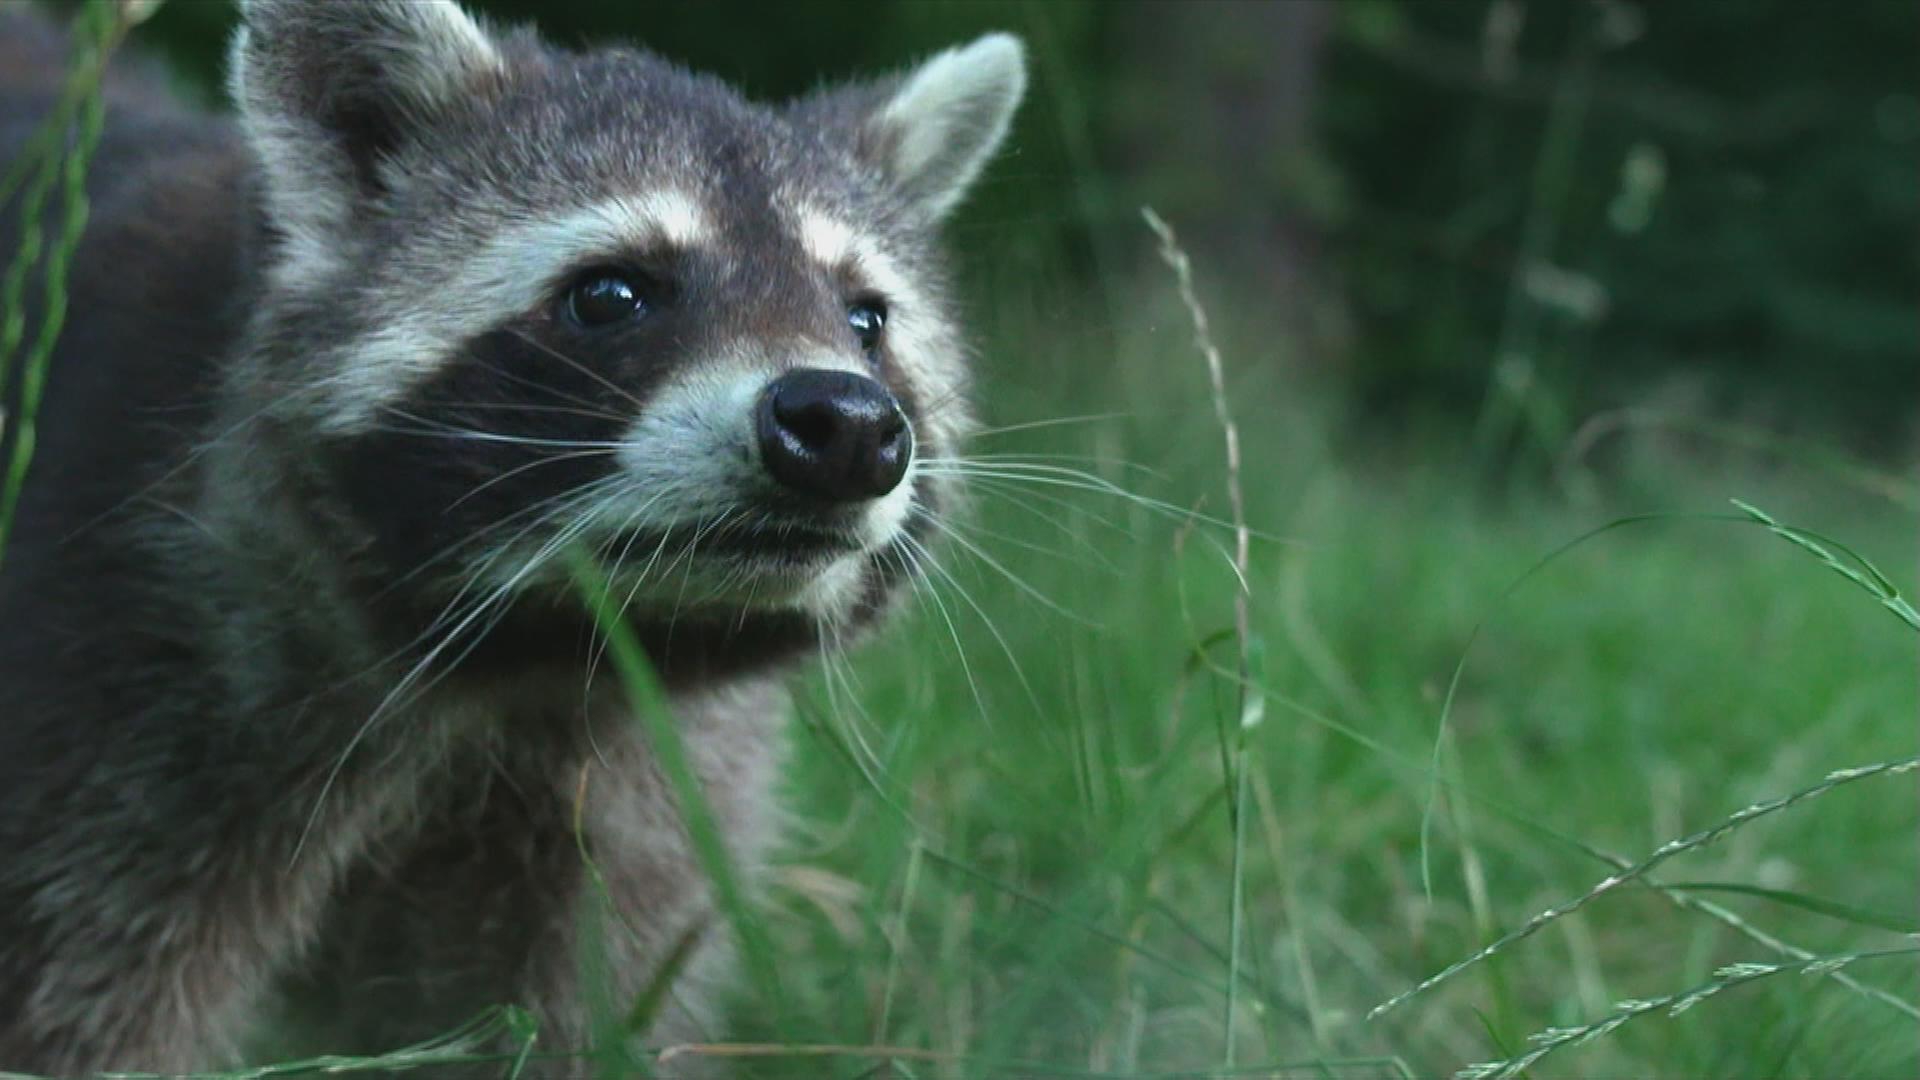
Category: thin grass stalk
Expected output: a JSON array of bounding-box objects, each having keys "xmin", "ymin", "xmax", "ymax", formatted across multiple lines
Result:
[
  {"xmin": 1187, "ymin": 633, "xmax": 1920, "ymax": 1022},
  {"xmin": 0, "ymin": 1, "xmax": 128, "ymax": 570},
  {"xmin": 1421, "ymin": 503, "xmax": 1917, "ymax": 897},
  {"xmin": 1455, "ymin": 943, "xmax": 1920, "ymax": 1080},
  {"xmin": 1142, "ymin": 206, "xmax": 1258, "ymax": 1066},
  {"xmin": 1375, "ymin": 755, "xmax": 1920, "ymax": 1018},
  {"xmin": 1733, "ymin": 498, "xmax": 1920, "ymax": 630},
  {"xmin": 654, "ymin": 1040, "xmax": 1415, "ymax": 1079},
  {"xmin": 39, "ymin": 1007, "xmax": 548, "ymax": 1079},
  {"xmin": 1175, "ymin": 540, "xmax": 1920, "ymax": 1022},
  {"xmin": 563, "ymin": 549, "xmax": 794, "ymax": 1044}
]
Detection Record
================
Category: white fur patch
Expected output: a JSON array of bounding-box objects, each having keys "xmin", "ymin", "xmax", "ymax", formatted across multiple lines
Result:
[{"xmin": 798, "ymin": 211, "xmax": 856, "ymax": 267}]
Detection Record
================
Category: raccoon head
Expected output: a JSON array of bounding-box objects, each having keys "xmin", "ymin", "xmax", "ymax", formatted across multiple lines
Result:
[{"xmin": 225, "ymin": 0, "xmax": 1024, "ymax": 669}]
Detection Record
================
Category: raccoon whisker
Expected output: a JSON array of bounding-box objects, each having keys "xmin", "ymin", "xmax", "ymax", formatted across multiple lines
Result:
[
  {"xmin": 453, "ymin": 353, "xmax": 631, "ymax": 419},
  {"xmin": 445, "ymin": 450, "xmax": 630, "ymax": 511},
  {"xmin": 813, "ymin": 621, "xmax": 886, "ymax": 779},
  {"xmin": 291, "ymin": 504, "xmax": 604, "ymax": 869},
  {"xmin": 961, "ymin": 450, "xmax": 1174, "ymax": 483},
  {"xmin": 372, "ymin": 475, "xmax": 627, "ymax": 601},
  {"xmin": 271, "ymin": 483, "xmax": 622, "ymax": 735},
  {"xmin": 367, "ymin": 410, "xmax": 630, "ymax": 452},
  {"xmin": 412, "ymin": 399, "xmax": 631, "ymax": 425},
  {"xmin": 660, "ymin": 511, "xmax": 732, "ymax": 641},
  {"xmin": 330, "ymin": 483, "xmax": 615, "ymax": 746},
  {"xmin": 911, "ymin": 508, "xmax": 1097, "ymax": 627},
  {"xmin": 933, "ymin": 473, "xmax": 1137, "ymax": 545},
  {"xmin": 966, "ymin": 412, "xmax": 1130, "ymax": 439},
  {"xmin": 916, "ymin": 502, "xmax": 1118, "ymax": 574},
  {"xmin": 890, "ymin": 533, "xmax": 991, "ymax": 726},
  {"xmin": 898, "ymin": 530, "xmax": 1040, "ymax": 722},
  {"xmin": 505, "ymin": 327, "xmax": 651, "ymax": 412},
  {"xmin": 361, "ymin": 424, "xmax": 627, "ymax": 452},
  {"xmin": 915, "ymin": 461, "xmax": 1287, "ymax": 543},
  {"xmin": 580, "ymin": 492, "xmax": 678, "ymax": 698}
]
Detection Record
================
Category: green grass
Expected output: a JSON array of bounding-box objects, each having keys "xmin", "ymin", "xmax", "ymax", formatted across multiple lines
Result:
[{"xmin": 710, "ymin": 306, "xmax": 1918, "ymax": 1077}]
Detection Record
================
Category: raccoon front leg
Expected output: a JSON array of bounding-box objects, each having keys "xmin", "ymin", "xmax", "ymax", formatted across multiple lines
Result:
[{"xmin": 286, "ymin": 684, "xmax": 787, "ymax": 1072}]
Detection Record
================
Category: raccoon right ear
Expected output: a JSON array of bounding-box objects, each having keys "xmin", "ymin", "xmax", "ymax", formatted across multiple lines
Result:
[{"xmin": 229, "ymin": 0, "xmax": 504, "ymax": 270}]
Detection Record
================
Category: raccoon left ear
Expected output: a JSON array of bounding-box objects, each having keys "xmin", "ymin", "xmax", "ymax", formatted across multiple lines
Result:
[{"xmin": 808, "ymin": 34, "xmax": 1027, "ymax": 223}]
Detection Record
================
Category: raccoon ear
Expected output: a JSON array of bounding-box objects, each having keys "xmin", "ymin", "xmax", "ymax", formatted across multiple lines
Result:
[
  {"xmin": 229, "ymin": 0, "xmax": 503, "ymax": 260},
  {"xmin": 810, "ymin": 34, "xmax": 1027, "ymax": 223}
]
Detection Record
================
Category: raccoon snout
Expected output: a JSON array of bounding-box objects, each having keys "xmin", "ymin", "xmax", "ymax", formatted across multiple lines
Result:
[{"xmin": 755, "ymin": 369, "xmax": 911, "ymax": 503}]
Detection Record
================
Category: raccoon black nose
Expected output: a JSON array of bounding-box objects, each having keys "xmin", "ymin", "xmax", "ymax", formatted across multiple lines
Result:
[{"xmin": 757, "ymin": 369, "xmax": 912, "ymax": 503}]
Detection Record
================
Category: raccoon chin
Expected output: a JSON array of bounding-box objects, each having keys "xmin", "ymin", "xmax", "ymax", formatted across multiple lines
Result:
[{"xmin": 793, "ymin": 555, "xmax": 871, "ymax": 623}]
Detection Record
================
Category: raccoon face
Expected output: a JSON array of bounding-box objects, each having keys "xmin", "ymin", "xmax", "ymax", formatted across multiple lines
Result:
[{"xmin": 226, "ymin": 0, "xmax": 1024, "ymax": 638}]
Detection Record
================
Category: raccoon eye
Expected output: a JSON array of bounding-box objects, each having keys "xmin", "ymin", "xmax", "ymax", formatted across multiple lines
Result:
[
  {"xmin": 565, "ymin": 271, "xmax": 648, "ymax": 328},
  {"xmin": 847, "ymin": 299, "xmax": 887, "ymax": 360}
]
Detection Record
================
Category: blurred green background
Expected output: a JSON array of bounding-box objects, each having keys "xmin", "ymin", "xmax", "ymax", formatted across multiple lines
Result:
[{"xmin": 22, "ymin": 1, "xmax": 1919, "ymax": 1076}]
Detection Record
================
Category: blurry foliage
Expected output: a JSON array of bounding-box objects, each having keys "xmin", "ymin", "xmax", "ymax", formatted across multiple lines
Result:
[
  {"xmin": 1319, "ymin": 0, "xmax": 1918, "ymax": 446},
  {"xmin": 89, "ymin": 0, "xmax": 1920, "ymax": 446}
]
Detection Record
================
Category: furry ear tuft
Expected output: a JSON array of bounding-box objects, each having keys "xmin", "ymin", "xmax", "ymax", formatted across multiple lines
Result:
[
  {"xmin": 880, "ymin": 33, "xmax": 1026, "ymax": 220},
  {"xmin": 229, "ymin": 0, "xmax": 503, "ymax": 278},
  {"xmin": 843, "ymin": 34, "xmax": 1028, "ymax": 223}
]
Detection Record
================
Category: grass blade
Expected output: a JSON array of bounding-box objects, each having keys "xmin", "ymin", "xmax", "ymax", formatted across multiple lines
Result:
[{"xmin": 564, "ymin": 548, "xmax": 794, "ymax": 1047}]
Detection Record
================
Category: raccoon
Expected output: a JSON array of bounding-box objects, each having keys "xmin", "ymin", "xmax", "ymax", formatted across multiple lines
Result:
[{"xmin": 0, "ymin": 0, "xmax": 1023, "ymax": 1072}]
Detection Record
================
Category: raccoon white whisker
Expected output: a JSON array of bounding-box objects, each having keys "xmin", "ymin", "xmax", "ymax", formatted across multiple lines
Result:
[
  {"xmin": 962, "ymin": 450, "xmax": 1174, "ymax": 483},
  {"xmin": 912, "ymin": 508, "xmax": 1096, "ymax": 626},
  {"xmin": 920, "ymin": 503, "xmax": 1118, "ymax": 574},
  {"xmin": 365, "ymin": 426, "xmax": 626, "ymax": 452},
  {"xmin": 453, "ymin": 354, "xmax": 632, "ymax": 419},
  {"xmin": 446, "ymin": 450, "xmax": 630, "ymax": 511},
  {"xmin": 291, "ymin": 504, "xmax": 604, "ymax": 869},
  {"xmin": 413, "ymin": 400, "xmax": 632, "ymax": 424},
  {"xmin": 814, "ymin": 622, "xmax": 885, "ymax": 779},
  {"xmin": 580, "ymin": 492, "xmax": 677, "ymax": 697},
  {"xmin": 950, "ymin": 474, "xmax": 1137, "ymax": 542},
  {"xmin": 916, "ymin": 461, "xmax": 1284, "ymax": 541},
  {"xmin": 660, "ymin": 512, "xmax": 732, "ymax": 639},
  {"xmin": 371, "ymin": 409, "xmax": 631, "ymax": 451},
  {"xmin": 504, "ymin": 328, "xmax": 651, "ymax": 413},
  {"xmin": 892, "ymin": 533, "xmax": 990, "ymax": 725},
  {"xmin": 373, "ymin": 475, "xmax": 628, "ymax": 600},
  {"xmin": 966, "ymin": 412, "xmax": 1130, "ymax": 439},
  {"xmin": 899, "ymin": 531, "xmax": 1039, "ymax": 723}
]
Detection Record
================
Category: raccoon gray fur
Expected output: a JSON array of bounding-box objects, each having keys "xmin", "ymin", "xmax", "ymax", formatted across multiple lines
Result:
[{"xmin": 0, "ymin": 1, "xmax": 1023, "ymax": 1073}]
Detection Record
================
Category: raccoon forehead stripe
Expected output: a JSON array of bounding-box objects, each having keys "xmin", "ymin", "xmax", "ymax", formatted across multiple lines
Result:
[
  {"xmin": 794, "ymin": 208, "xmax": 918, "ymax": 308},
  {"xmin": 798, "ymin": 211, "xmax": 856, "ymax": 267},
  {"xmin": 317, "ymin": 192, "xmax": 710, "ymax": 431},
  {"xmin": 587, "ymin": 190, "xmax": 711, "ymax": 249}
]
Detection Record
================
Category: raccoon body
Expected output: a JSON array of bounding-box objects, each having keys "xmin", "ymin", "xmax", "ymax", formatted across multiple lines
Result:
[{"xmin": 0, "ymin": 2, "xmax": 1023, "ymax": 1072}]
